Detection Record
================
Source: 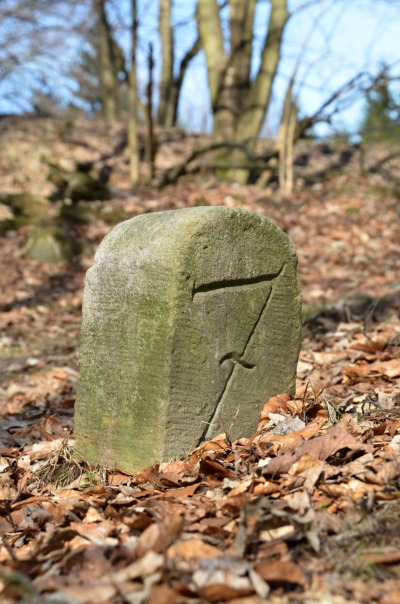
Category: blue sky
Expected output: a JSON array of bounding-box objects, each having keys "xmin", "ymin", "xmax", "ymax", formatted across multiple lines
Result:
[{"xmin": 1, "ymin": 0, "xmax": 399, "ymax": 138}]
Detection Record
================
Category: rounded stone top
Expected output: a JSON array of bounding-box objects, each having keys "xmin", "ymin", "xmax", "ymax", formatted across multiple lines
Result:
[{"xmin": 93, "ymin": 206, "xmax": 297, "ymax": 286}]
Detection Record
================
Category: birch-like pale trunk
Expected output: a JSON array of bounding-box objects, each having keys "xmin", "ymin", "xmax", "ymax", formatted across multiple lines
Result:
[{"xmin": 157, "ymin": 0, "xmax": 174, "ymax": 126}]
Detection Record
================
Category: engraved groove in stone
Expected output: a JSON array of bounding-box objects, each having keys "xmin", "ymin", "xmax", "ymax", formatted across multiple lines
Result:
[
  {"xmin": 219, "ymin": 352, "xmax": 255, "ymax": 370},
  {"xmin": 197, "ymin": 265, "xmax": 284, "ymax": 444},
  {"xmin": 192, "ymin": 269, "xmax": 283, "ymax": 298}
]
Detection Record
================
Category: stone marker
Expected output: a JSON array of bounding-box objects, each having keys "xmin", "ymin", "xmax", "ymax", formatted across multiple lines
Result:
[{"xmin": 74, "ymin": 207, "xmax": 302, "ymax": 473}]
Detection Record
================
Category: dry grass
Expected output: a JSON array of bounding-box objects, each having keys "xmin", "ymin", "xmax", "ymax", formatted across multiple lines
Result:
[{"xmin": 31, "ymin": 436, "xmax": 109, "ymax": 491}]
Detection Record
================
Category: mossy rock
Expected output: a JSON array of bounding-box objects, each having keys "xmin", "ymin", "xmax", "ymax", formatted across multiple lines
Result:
[
  {"xmin": 301, "ymin": 303, "xmax": 331, "ymax": 322},
  {"xmin": 0, "ymin": 218, "xmax": 17, "ymax": 234},
  {"xmin": 0, "ymin": 194, "xmax": 51, "ymax": 233},
  {"xmin": 59, "ymin": 202, "xmax": 99, "ymax": 223},
  {"xmin": 301, "ymin": 303, "xmax": 337, "ymax": 334},
  {"xmin": 0, "ymin": 216, "xmax": 45, "ymax": 234},
  {"xmin": 22, "ymin": 226, "xmax": 82, "ymax": 263},
  {"xmin": 65, "ymin": 172, "xmax": 111, "ymax": 202},
  {"xmin": 336, "ymin": 293, "xmax": 389, "ymax": 320},
  {"xmin": 0, "ymin": 193, "xmax": 50, "ymax": 219},
  {"xmin": 99, "ymin": 207, "xmax": 129, "ymax": 225}
]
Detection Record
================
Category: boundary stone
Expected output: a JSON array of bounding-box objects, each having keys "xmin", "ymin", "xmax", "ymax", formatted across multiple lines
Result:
[{"xmin": 74, "ymin": 207, "xmax": 302, "ymax": 473}]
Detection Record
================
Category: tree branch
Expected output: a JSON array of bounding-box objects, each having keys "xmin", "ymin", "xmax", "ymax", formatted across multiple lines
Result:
[{"xmin": 161, "ymin": 141, "xmax": 277, "ymax": 185}]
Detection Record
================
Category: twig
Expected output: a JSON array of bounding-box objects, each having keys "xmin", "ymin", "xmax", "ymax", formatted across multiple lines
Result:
[{"xmin": 217, "ymin": 419, "xmax": 233, "ymax": 448}]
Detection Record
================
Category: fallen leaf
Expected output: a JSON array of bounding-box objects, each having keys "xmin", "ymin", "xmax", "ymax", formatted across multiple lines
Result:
[
  {"xmin": 199, "ymin": 458, "xmax": 236, "ymax": 479},
  {"xmin": 27, "ymin": 438, "xmax": 74, "ymax": 461},
  {"xmin": 252, "ymin": 407, "xmax": 327, "ymax": 450},
  {"xmin": 349, "ymin": 334, "xmax": 387, "ymax": 353},
  {"xmin": 59, "ymin": 583, "xmax": 117, "ymax": 604},
  {"xmin": 255, "ymin": 560, "xmax": 306, "ymax": 586},
  {"xmin": 363, "ymin": 458, "xmax": 400, "ymax": 485},
  {"xmin": 259, "ymin": 393, "xmax": 291, "ymax": 421},
  {"xmin": 359, "ymin": 551, "xmax": 400, "ymax": 565},
  {"xmin": 380, "ymin": 590, "xmax": 400, "ymax": 604},
  {"xmin": 367, "ymin": 359, "xmax": 400, "ymax": 378},
  {"xmin": 388, "ymin": 434, "xmax": 400, "ymax": 453},
  {"xmin": 321, "ymin": 478, "xmax": 376, "ymax": 503},
  {"xmin": 263, "ymin": 425, "xmax": 372, "ymax": 475},
  {"xmin": 259, "ymin": 525, "xmax": 295, "ymax": 542},
  {"xmin": 297, "ymin": 360, "xmax": 314, "ymax": 377},
  {"xmin": 111, "ymin": 550, "xmax": 165, "ymax": 582},
  {"xmin": 288, "ymin": 453, "xmax": 324, "ymax": 475},
  {"xmin": 194, "ymin": 569, "xmax": 254, "ymax": 601},
  {"xmin": 167, "ymin": 538, "xmax": 222, "ymax": 562},
  {"xmin": 136, "ymin": 513, "xmax": 184, "ymax": 557},
  {"xmin": 69, "ymin": 520, "xmax": 115, "ymax": 544},
  {"xmin": 287, "ymin": 457, "xmax": 326, "ymax": 492},
  {"xmin": 158, "ymin": 461, "xmax": 199, "ymax": 486},
  {"xmin": 148, "ymin": 583, "xmax": 182, "ymax": 604}
]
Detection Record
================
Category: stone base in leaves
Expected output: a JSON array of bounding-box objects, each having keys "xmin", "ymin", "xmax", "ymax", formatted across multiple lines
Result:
[{"xmin": 74, "ymin": 207, "xmax": 302, "ymax": 474}]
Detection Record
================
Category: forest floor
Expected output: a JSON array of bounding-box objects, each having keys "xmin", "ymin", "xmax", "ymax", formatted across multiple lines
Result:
[{"xmin": 0, "ymin": 116, "xmax": 400, "ymax": 603}]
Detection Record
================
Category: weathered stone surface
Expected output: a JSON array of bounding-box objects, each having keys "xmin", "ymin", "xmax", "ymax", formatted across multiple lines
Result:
[{"xmin": 74, "ymin": 207, "xmax": 302, "ymax": 473}]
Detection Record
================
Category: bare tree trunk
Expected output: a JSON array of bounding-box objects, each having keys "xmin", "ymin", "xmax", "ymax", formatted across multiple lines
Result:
[
  {"xmin": 128, "ymin": 0, "xmax": 139, "ymax": 187},
  {"xmin": 94, "ymin": 0, "xmax": 120, "ymax": 123},
  {"xmin": 157, "ymin": 1, "xmax": 201, "ymax": 127},
  {"xmin": 170, "ymin": 38, "xmax": 201, "ymax": 126},
  {"xmin": 197, "ymin": 0, "xmax": 233, "ymax": 141},
  {"xmin": 145, "ymin": 44, "xmax": 156, "ymax": 184},
  {"xmin": 232, "ymin": 0, "xmax": 289, "ymax": 182},
  {"xmin": 197, "ymin": 0, "xmax": 288, "ymax": 181},
  {"xmin": 278, "ymin": 95, "xmax": 296, "ymax": 195},
  {"xmin": 197, "ymin": 0, "xmax": 289, "ymax": 181},
  {"xmin": 157, "ymin": 0, "xmax": 174, "ymax": 126},
  {"xmin": 236, "ymin": 0, "xmax": 289, "ymax": 145},
  {"xmin": 285, "ymin": 108, "xmax": 296, "ymax": 193},
  {"xmin": 229, "ymin": 0, "xmax": 256, "ymax": 114}
]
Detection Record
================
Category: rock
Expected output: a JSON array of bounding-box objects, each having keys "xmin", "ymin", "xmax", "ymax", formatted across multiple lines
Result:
[
  {"xmin": 336, "ymin": 292, "xmax": 390, "ymax": 321},
  {"xmin": 59, "ymin": 202, "xmax": 99, "ymax": 223},
  {"xmin": 22, "ymin": 226, "xmax": 82, "ymax": 263},
  {"xmin": 74, "ymin": 207, "xmax": 302, "ymax": 473},
  {"xmin": 59, "ymin": 202, "xmax": 128, "ymax": 226},
  {"xmin": 0, "ymin": 193, "xmax": 50, "ymax": 229},
  {"xmin": 99, "ymin": 207, "xmax": 129, "ymax": 225},
  {"xmin": 0, "ymin": 193, "xmax": 50, "ymax": 217},
  {"xmin": 46, "ymin": 159, "xmax": 111, "ymax": 203},
  {"xmin": 64, "ymin": 171, "xmax": 111, "ymax": 202}
]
